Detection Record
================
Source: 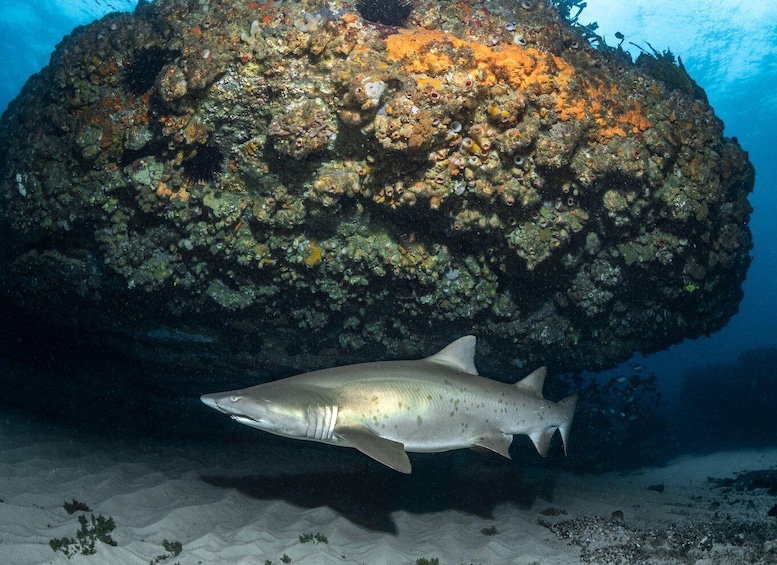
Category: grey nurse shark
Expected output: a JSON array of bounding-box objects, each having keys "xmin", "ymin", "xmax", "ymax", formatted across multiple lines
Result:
[{"xmin": 201, "ymin": 336, "xmax": 577, "ymax": 473}]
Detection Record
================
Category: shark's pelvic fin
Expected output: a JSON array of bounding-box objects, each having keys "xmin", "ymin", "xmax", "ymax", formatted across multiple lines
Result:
[
  {"xmin": 514, "ymin": 366, "xmax": 547, "ymax": 397},
  {"xmin": 337, "ymin": 427, "xmax": 412, "ymax": 474},
  {"xmin": 471, "ymin": 433, "xmax": 513, "ymax": 460},
  {"xmin": 425, "ymin": 335, "xmax": 479, "ymax": 375}
]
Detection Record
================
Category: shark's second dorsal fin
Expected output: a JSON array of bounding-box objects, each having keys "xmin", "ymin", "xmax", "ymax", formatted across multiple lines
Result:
[
  {"xmin": 514, "ymin": 367, "xmax": 547, "ymax": 397},
  {"xmin": 425, "ymin": 335, "xmax": 478, "ymax": 375}
]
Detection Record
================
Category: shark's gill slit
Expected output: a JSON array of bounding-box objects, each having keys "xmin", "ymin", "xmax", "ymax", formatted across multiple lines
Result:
[{"xmin": 305, "ymin": 403, "xmax": 338, "ymax": 440}]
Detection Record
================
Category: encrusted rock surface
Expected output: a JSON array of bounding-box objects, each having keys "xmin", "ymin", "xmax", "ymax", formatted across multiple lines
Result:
[
  {"xmin": 539, "ymin": 514, "xmax": 777, "ymax": 564},
  {"xmin": 0, "ymin": 0, "xmax": 753, "ymax": 378}
]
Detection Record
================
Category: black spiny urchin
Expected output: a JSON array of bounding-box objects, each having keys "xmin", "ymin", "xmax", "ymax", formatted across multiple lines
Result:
[
  {"xmin": 123, "ymin": 47, "xmax": 180, "ymax": 96},
  {"xmin": 182, "ymin": 145, "xmax": 224, "ymax": 182},
  {"xmin": 356, "ymin": 0, "xmax": 414, "ymax": 27}
]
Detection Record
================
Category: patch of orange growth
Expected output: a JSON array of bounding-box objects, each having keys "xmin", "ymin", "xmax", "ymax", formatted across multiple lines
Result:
[
  {"xmin": 386, "ymin": 29, "xmax": 651, "ymax": 141},
  {"xmin": 156, "ymin": 182, "xmax": 190, "ymax": 202},
  {"xmin": 304, "ymin": 241, "xmax": 323, "ymax": 267},
  {"xmin": 388, "ymin": 34, "xmax": 455, "ymax": 75},
  {"xmin": 247, "ymin": 1, "xmax": 260, "ymax": 9},
  {"xmin": 415, "ymin": 76, "xmax": 443, "ymax": 92},
  {"xmin": 386, "ymin": 29, "xmax": 599, "ymax": 125},
  {"xmin": 386, "ymin": 29, "xmax": 569, "ymax": 93},
  {"xmin": 597, "ymin": 102, "xmax": 651, "ymax": 139},
  {"xmin": 342, "ymin": 12, "xmax": 358, "ymax": 24},
  {"xmin": 618, "ymin": 102, "xmax": 651, "ymax": 134},
  {"xmin": 553, "ymin": 93, "xmax": 588, "ymax": 121},
  {"xmin": 598, "ymin": 125, "xmax": 627, "ymax": 139}
]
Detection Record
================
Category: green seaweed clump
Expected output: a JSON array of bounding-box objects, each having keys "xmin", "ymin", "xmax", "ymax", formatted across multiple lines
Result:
[
  {"xmin": 480, "ymin": 525, "xmax": 499, "ymax": 536},
  {"xmin": 298, "ymin": 532, "xmax": 328, "ymax": 544},
  {"xmin": 63, "ymin": 499, "xmax": 91, "ymax": 514},
  {"xmin": 149, "ymin": 539, "xmax": 183, "ymax": 564},
  {"xmin": 551, "ymin": 0, "xmax": 591, "ymax": 25},
  {"xmin": 49, "ymin": 513, "xmax": 117, "ymax": 558}
]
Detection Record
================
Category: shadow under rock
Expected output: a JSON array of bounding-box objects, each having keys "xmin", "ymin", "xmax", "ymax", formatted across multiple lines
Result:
[{"xmin": 201, "ymin": 451, "xmax": 559, "ymax": 533}]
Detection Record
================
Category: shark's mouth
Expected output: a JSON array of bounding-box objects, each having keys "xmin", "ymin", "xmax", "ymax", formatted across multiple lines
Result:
[{"xmin": 231, "ymin": 414, "xmax": 260, "ymax": 426}]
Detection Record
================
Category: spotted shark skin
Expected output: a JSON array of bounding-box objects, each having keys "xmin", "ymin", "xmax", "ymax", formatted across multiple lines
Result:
[{"xmin": 201, "ymin": 336, "xmax": 577, "ymax": 473}]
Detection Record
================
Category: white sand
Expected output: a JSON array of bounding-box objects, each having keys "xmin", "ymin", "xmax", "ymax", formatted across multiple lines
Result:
[{"xmin": 1, "ymin": 408, "xmax": 776, "ymax": 565}]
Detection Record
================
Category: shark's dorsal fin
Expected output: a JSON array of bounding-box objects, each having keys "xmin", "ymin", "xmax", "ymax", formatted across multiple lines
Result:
[
  {"xmin": 514, "ymin": 367, "xmax": 547, "ymax": 397},
  {"xmin": 425, "ymin": 335, "xmax": 478, "ymax": 375},
  {"xmin": 337, "ymin": 427, "xmax": 412, "ymax": 474}
]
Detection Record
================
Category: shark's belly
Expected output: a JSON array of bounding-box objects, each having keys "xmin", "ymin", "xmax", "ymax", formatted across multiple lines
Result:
[
  {"xmin": 378, "ymin": 410, "xmax": 487, "ymax": 452},
  {"xmin": 334, "ymin": 379, "xmax": 509, "ymax": 453}
]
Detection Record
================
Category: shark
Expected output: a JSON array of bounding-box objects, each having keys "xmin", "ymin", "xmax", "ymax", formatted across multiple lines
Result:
[{"xmin": 201, "ymin": 335, "xmax": 577, "ymax": 473}]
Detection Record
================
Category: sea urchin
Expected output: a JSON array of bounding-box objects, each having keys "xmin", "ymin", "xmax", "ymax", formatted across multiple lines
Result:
[
  {"xmin": 182, "ymin": 145, "xmax": 225, "ymax": 182},
  {"xmin": 356, "ymin": 0, "xmax": 414, "ymax": 27},
  {"xmin": 123, "ymin": 47, "xmax": 180, "ymax": 96}
]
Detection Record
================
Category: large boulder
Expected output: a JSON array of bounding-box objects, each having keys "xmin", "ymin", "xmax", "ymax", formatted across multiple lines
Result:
[{"xmin": 0, "ymin": 0, "xmax": 753, "ymax": 380}]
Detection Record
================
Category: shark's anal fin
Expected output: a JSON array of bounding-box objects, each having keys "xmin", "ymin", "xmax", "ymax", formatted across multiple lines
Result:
[
  {"xmin": 529, "ymin": 429, "xmax": 555, "ymax": 457},
  {"xmin": 337, "ymin": 427, "xmax": 412, "ymax": 474},
  {"xmin": 471, "ymin": 433, "xmax": 513, "ymax": 460}
]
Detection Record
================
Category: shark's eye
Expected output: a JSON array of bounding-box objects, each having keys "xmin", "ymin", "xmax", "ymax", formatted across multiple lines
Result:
[{"xmin": 230, "ymin": 395, "xmax": 242, "ymax": 402}]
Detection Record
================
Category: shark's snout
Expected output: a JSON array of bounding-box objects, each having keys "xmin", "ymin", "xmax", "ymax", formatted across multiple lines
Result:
[
  {"xmin": 201, "ymin": 393, "xmax": 250, "ymax": 419},
  {"xmin": 200, "ymin": 394, "xmax": 220, "ymax": 410},
  {"xmin": 201, "ymin": 391, "xmax": 269, "ymax": 430},
  {"xmin": 201, "ymin": 393, "xmax": 240, "ymax": 414}
]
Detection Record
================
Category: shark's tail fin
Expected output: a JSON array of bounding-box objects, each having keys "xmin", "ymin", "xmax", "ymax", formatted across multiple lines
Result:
[
  {"xmin": 528, "ymin": 393, "xmax": 577, "ymax": 457},
  {"xmin": 516, "ymin": 367, "xmax": 577, "ymax": 457}
]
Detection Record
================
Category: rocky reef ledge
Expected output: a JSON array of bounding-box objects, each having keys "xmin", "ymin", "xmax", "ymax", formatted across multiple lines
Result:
[{"xmin": 0, "ymin": 0, "xmax": 753, "ymax": 378}]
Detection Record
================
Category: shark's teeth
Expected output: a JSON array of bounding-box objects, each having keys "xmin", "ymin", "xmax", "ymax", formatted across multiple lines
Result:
[{"xmin": 231, "ymin": 415, "xmax": 257, "ymax": 425}]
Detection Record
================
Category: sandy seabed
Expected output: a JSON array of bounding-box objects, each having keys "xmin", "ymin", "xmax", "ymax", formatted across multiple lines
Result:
[{"xmin": 1, "ymin": 408, "xmax": 776, "ymax": 565}]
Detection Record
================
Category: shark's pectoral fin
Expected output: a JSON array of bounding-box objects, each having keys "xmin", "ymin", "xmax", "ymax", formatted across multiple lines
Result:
[
  {"xmin": 471, "ymin": 433, "xmax": 513, "ymax": 460},
  {"xmin": 337, "ymin": 427, "xmax": 412, "ymax": 474}
]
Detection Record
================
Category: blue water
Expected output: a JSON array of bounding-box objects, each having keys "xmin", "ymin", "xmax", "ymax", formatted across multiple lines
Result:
[{"xmin": 0, "ymin": 1, "xmax": 775, "ymax": 461}]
